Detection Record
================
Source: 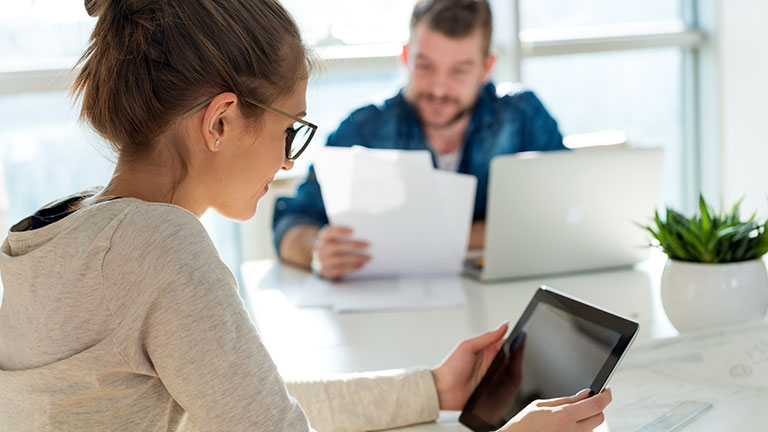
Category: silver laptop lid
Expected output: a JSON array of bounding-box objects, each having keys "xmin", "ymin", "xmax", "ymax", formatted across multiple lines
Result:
[{"xmin": 480, "ymin": 147, "xmax": 663, "ymax": 281}]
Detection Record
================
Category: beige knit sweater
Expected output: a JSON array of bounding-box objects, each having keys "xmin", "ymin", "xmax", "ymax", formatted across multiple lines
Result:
[{"xmin": 0, "ymin": 197, "xmax": 439, "ymax": 431}]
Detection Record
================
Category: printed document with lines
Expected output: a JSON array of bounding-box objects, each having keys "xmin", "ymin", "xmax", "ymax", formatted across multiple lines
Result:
[
  {"xmin": 605, "ymin": 321, "xmax": 768, "ymax": 431},
  {"xmin": 314, "ymin": 146, "xmax": 477, "ymax": 278}
]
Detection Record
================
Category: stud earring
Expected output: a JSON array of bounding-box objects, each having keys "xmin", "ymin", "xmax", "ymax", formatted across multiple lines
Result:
[{"xmin": 215, "ymin": 138, "xmax": 221, "ymax": 148}]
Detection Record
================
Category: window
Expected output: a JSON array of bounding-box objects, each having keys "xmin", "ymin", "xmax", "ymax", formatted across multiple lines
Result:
[
  {"xmin": 281, "ymin": 0, "xmax": 414, "ymax": 46},
  {"xmin": 0, "ymin": 0, "xmax": 94, "ymax": 71},
  {"xmin": 522, "ymin": 49, "xmax": 686, "ymax": 206},
  {"xmin": 0, "ymin": 0, "xmax": 104, "ymax": 232},
  {"xmin": 281, "ymin": 0, "xmax": 708, "ymax": 213},
  {"xmin": 519, "ymin": 1, "xmax": 681, "ymax": 30},
  {"xmin": 0, "ymin": 1, "xmax": 102, "ymax": 231},
  {"xmin": 0, "ymin": 1, "xmax": 250, "ymax": 278},
  {"xmin": 0, "ymin": 1, "xmax": 714, "ymax": 271},
  {"xmin": 0, "ymin": 92, "xmax": 112, "ymax": 227},
  {"xmin": 512, "ymin": 0, "xmax": 706, "ymax": 212}
]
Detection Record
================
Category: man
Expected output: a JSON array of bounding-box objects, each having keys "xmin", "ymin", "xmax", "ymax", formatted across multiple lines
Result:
[{"xmin": 274, "ymin": 0, "xmax": 565, "ymax": 279}]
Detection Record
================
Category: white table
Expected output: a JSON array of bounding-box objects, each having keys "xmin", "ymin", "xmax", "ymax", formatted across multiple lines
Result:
[{"xmin": 240, "ymin": 254, "xmax": 768, "ymax": 431}]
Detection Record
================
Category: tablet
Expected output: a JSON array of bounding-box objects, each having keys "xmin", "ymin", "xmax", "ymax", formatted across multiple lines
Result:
[{"xmin": 459, "ymin": 286, "xmax": 639, "ymax": 432}]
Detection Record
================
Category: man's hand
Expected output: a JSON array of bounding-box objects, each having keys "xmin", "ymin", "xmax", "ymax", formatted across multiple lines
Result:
[
  {"xmin": 469, "ymin": 221, "xmax": 485, "ymax": 250},
  {"xmin": 313, "ymin": 226, "xmax": 370, "ymax": 280}
]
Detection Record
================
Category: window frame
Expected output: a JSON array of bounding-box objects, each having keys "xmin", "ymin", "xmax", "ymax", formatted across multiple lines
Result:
[
  {"xmin": 0, "ymin": 0, "xmax": 719, "ymax": 212},
  {"xmin": 497, "ymin": 0, "xmax": 714, "ymax": 214}
]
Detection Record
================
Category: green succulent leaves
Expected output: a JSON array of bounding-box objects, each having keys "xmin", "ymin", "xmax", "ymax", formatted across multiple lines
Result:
[{"xmin": 641, "ymin": 195, "xmax": 768, "ymax": 263}]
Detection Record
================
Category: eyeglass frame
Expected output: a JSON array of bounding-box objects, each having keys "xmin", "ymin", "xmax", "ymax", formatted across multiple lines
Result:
[{"xmin": 183, "ymin": 95, "xmax": 317, "ymax": 161}]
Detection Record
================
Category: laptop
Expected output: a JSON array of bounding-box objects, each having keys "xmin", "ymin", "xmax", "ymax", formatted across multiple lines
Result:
[{"xmin": 465, "ymin": 147, "xmax": 663, "ymax": 281}]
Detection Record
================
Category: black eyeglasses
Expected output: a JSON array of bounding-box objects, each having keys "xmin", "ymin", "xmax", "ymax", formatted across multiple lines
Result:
[{"xmin": 183, "ymin": 96, "xmax": 317, "ymax": 161}]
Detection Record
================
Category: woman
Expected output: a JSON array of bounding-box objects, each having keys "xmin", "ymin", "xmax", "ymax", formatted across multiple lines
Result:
[{"xmin": 0, "ymin": 0, "xmax": 611, "ymax": 431}]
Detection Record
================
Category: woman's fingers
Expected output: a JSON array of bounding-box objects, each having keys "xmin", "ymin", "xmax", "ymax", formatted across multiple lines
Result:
[
  {"xmin": 461, "ymin": 321, "xmax": 509, "ymax": 353},
  {"xmin": 537, "ymin": 388, "xmax": 591, "ymax": 407},
  {"xmin": 562, "ymin": 388, "xmax": 612, "ymax": 420},
  {"xmin": 576, "ymin": 411, "xmax": 606, "ymax": 431}
]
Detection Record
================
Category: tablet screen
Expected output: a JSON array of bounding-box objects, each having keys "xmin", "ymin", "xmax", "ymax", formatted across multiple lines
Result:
[{"xmin": 460, "ymin": 287, "xmax": 637, "ymax": 431}]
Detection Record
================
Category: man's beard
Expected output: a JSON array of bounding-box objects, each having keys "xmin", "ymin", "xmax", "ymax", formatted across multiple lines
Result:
[{"xmin": 411, "ymin": 93, "xmax": 473, "ymax": 130}]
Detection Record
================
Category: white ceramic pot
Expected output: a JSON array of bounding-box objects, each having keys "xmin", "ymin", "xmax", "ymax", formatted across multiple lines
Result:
[{"xmin": 661, "ymin": 258, "xmax": 768, "ymax": 332}]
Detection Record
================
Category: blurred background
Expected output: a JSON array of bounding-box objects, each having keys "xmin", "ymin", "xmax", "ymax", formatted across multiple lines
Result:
[{"xmin": 1, "ymin": 0, "xmax": 765, "ymax": 284}]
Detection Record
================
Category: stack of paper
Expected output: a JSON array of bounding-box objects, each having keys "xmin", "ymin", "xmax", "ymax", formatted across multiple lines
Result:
[{"xmin": 314, "ymin": 146, "xmax": 477, "ymax": 278}]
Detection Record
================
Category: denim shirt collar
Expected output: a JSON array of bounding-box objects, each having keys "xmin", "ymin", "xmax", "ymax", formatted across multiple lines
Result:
[
  {"xmin": 466, "ymin": 82, "xmax": 499, "ymax": 140},
  {"xmin": 395, "ymin": 94, "xmax": 427, "ymax": 151}
]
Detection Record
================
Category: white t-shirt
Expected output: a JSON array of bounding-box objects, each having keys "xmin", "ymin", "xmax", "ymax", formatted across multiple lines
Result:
[{"xmin": 435, "ymin": 149, "xmax": 462, "ymax": 171}]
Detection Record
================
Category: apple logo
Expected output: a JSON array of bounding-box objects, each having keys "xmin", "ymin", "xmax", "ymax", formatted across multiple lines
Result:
[{"xmin": 566, "ymin": 205, "xmax": 586, "ymax": 226}]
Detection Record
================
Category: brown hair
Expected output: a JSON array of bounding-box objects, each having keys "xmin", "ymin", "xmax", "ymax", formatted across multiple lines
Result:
[
  {"xmin": 410, "ymin": 0, "xmax": 493, "ymax": 56},
  {"xmin": 73, "ymin": 0, "xmax": 310, "ymax": 169}
]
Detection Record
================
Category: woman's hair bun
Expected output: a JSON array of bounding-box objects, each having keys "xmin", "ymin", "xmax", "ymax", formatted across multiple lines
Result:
[
  {"xmin": 84, "ymin": 0, "xmax": 103, "ymax": 17},
  {"xmin": 73, "ymin": 0, "xmax": 309, "ymax": 158},
  {"xmin": 84, "ymin": 0, "xmax": 154, "ymax": 19}
]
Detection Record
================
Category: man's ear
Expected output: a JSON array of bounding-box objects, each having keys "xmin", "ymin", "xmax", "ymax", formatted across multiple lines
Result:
[
  {"xmin": 201, "ymin": 92, "xmax": 238, "ymax": 152},
  {"xmin": 482, "ymin": 53, "xmax": 497, "ymax": 82},
  {"xmin": 400, "ymin": 43, "xmax": 410, "ymax": 67}
]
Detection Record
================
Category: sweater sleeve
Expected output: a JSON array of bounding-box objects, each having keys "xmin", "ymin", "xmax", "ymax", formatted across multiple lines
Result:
[
  {"xmin": 103, "ymin": 204, "xmax": 312, "ymax": 432},
  {"xmin": 286, "ymin": 369, "xmax": 440, "ymax": 432}
]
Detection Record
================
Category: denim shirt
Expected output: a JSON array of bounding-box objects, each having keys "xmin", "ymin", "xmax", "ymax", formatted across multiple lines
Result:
[{"xmin": 272, "ymin": 82, "xmax": 565, "ymax": 253}]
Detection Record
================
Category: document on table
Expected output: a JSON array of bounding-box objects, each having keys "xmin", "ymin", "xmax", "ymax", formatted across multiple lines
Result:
[
  {"xmin": 604, "ymin": 321, "xmax": 768, "ymax": 431},
  {"xmin": 314, "ymin": 146, "xmax": 477, "ymax": 278},
  {"xmin": 287, "ymin": 274, "xmax": 467, "ymax": 312}
]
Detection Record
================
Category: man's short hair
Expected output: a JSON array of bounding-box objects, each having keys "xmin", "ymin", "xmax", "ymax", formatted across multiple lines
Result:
[{"xmin": 410, "ymin": 0, "xmax": 493, "ymax": 56}]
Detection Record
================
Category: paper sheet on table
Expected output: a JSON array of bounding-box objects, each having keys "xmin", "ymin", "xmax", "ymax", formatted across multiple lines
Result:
[
  {"xmin": 289, "ymin": 275, "xmax": 467, "ymax": 312},
  {"xmin": 604, "ymin": 321, "xmax": 768, "ymax": 431},
  {"xmin": 314, "ymin": 146, "xmax": 476, "ymax": 278}
]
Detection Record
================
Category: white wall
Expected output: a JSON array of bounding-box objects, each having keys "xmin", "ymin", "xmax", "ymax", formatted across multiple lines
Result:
[{"xmin": 719, "ymin": 0, "xmax": 768, "ymax": 216}]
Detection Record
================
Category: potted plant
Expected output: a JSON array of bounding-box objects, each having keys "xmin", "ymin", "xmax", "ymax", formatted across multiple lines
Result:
[{"xmin": 641, "ymin": 195, "xmax": 768, "ymax": 332}]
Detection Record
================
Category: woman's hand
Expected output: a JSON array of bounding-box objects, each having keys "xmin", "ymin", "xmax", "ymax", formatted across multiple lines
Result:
[
  {"xmin": 500, "ymin": 388, "xmax": 612, "ymax": 432},
  {"xmin": 430, "ymin": 321, "xmax": 508, "ymax": 410}
]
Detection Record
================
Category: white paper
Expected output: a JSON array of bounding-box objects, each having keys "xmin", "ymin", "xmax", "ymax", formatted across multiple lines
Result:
[
  {"xmin": 314, "ymin": 146, "xmax": 477, "ymax": 278},
  {"xmin": 605, "ymin": 322, "xmax": 768, "ymax": 431},
  {"xmin": 289, "ymin": 274, "xmax": 467, "ymax": 312}
]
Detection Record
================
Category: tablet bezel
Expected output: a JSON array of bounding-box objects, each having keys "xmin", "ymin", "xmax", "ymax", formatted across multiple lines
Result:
[{"xmin": 459, "ymin": 286, "xmax": 639, "ymax": 432}]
